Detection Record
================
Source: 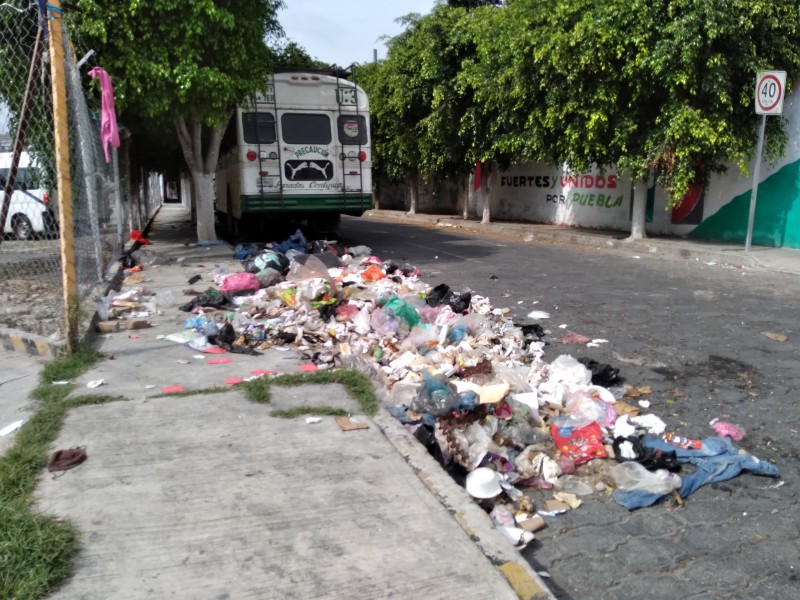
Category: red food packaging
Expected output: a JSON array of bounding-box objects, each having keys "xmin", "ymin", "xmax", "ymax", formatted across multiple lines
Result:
[{"xmin": 549, "ymin": 421, "xmax": 607, "ymax": 465}]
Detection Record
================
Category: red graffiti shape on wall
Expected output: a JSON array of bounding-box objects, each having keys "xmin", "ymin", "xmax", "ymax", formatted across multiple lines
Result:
[{"xmin": 671, "ymin": 183, "xmax": 703, "ymax": 224}]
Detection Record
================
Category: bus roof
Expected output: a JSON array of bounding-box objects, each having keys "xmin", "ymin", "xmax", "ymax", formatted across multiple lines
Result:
[{"xmin": 253, "ymin": 71, "xmax": 369, "ymax": 112}]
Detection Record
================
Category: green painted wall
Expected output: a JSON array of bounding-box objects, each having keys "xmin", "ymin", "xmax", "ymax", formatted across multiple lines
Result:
[{"xmin": 689, "ymin": 160, "xmax": 800, "ymax": 248}]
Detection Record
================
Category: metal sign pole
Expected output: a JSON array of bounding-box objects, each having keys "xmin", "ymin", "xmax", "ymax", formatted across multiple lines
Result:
[
  {"xmin": 746, "ymin": 70, "xmax": 786, "ymax": 252},
  {"xmin": 745, "ymin": 114, "xmax": 767, "ymax": 252}
]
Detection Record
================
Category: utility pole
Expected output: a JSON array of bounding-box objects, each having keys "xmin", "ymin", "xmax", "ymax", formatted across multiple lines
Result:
[{"xmin": 47, "ymin": 0, "xmax": 79, "ymax": 352}]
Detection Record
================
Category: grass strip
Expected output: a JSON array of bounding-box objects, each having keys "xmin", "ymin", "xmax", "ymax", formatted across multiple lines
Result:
[
  {"xmin": 270, "ymin": 406, "xmax": 350, "ymax": 419},
  {"xmin": 242, "ymin": 369, "xmax": 379, "ymax": 415},
  {"xmin": 0, "ymin": 344, "xmax": 111, "ymax": 600},
  {"xmin": 149, "ymin": 386, "xmax": 233, "ymax": 399}
]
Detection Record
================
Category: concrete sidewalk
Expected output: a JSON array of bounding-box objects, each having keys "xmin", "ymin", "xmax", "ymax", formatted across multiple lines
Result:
[
  {"xmin": 28, "ymin": 206, "xmax": 553, "ymax": 600},
  {"xmin": 0, "ymin": 351, "xmax": 40, "ymax": 457},
  {"xmin": 364, "ymin": 209, "xmax": 800, "ymax": 276}
]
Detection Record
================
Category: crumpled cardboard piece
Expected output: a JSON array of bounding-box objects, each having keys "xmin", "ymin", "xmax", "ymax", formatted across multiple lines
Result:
[
  {"xmin": 612, "ymin": 400, "xmax": 640, "ymax": 418},
  {"xmin": 543, "ymin": 499, "xmax": 572, "ymax": 513},
  {"xmin": 516, "ymin": 514, "xmax": 546, "ymax": 533},
  {"xmin": 123, "ymin": 274, "xmax": 146, "ymax": 285},
  {"xmin": 335, "ymin": 416, "xmax": 369, "ymax": 431},
  {"xmin": 95, "ymin": 320, "xmax": 150, "ymax": 333}
]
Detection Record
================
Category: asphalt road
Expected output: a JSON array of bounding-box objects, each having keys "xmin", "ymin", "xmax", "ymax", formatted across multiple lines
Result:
[{"xmin": 338, "ymin": 215, "xmax": 800, "ymax": 600}]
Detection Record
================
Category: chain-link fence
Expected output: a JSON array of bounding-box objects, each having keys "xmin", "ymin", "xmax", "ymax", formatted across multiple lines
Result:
[{"xmin": 0, "ymin": 2, "xmax": 162, "ymax": 348}]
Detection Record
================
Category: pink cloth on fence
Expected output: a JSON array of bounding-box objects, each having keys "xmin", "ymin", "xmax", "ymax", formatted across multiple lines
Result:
[{"xmin": 87, "ymin": 66, "xmax": 120, "ymax": 163}]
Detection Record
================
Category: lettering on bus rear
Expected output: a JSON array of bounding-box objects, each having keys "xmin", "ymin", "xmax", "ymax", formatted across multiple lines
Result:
[{"xmin": 294, "ymin": 146, "xmax": 329, "ymax": 158}]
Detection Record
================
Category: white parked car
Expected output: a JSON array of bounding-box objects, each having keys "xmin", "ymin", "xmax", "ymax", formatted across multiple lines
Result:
[{"xmin": 0, "ymin": 150, "xmax": 58, "ymax": 240}]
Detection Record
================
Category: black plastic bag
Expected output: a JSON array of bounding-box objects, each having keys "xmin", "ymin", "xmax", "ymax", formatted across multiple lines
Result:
[
  {"xmin": 426, "ymin": 283, "xmax": 451, "ymax": 307},
  {"xmin": 578, "ymin": 357, "xmax": 624, "ymax": 387},
  {"xmin": 612, "ymin": 436, "xmax": 680, "ymax": 471},
  {"xmin": 425, "ymin": 283, "xmax": 471, "ymax": 313}
]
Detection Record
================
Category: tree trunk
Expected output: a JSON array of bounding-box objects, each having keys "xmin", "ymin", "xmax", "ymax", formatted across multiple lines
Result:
[
  {"xmin": 175, "ymin": 115, "xmax": 227, "ymax": 242},
  {"xmin": 480, "ymin": 164, "xmax": 493, "ymax": 224},
  {"xmin": 408, "ymin": 170, "xmax": 419, "ymax": 215},
  {"xmin": 464, "ymin": 173, "xmax": 474, "ymax": 219},
  {"xmin": 191, "ymin": 169, "xmax": 216, "ymax": 241},
  {"xmin": 189, "ymin": 180, "xmax": 197, "ymax": 225},
  {"xmin": 628, "ymin": 174, "xmax": 648, "ymax": 241}
]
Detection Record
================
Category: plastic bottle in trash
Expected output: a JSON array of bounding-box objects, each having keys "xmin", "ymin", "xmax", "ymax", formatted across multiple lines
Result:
[
  {"xmin": 95, "ymin": 297, "xmax": 112, "ymax": 321},
  {"xmin": 155, "ymin": 289, "xmax": 173, "ymax": 308},
  {"xmin": 212, "ymin": 265, "xmax": 228, "ymax": 284},
  {"xmin": 610, "ymin": 462, "xmax": 682, "ymax": 495},
  {"xmin": 555, "ymin": 474, "xmax": 594, "ymax": 496}
]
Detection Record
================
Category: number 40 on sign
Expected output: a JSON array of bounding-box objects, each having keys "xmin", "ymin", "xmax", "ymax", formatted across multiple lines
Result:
[{"xmin": 756, "ymin": 70, "xmax": 786, "ymax": 115}]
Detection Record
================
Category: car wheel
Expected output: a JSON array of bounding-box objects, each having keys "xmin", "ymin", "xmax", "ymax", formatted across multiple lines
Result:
[{"xmin": 12, "ymin": 215, "xmax": 34, "ymax": 240}]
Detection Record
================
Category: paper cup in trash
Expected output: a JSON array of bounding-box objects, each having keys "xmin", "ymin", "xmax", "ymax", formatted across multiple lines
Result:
[{"xmin": 465, "ymin": 468, "xmax": 503, "ymax": 499}]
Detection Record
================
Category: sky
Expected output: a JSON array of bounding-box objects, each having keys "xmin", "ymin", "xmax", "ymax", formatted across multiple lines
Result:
[{"xmin": 277, "ymin": 0, "xmax": 437, "ymax": 67}]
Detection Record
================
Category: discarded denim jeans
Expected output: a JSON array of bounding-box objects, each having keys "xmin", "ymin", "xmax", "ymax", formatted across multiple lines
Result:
[{"xmin": 612, "ymin": 435, "xmax": 779, "ymax": 510}]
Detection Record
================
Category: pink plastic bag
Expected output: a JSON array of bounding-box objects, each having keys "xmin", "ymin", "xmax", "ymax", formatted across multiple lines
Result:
[
  {"xmin": 219, "ymin": 272, "xmax": 260, "ymax": 293},
  {"xmin": 711, "ymin": 421, "xmax": 746, "ymax": 442}
]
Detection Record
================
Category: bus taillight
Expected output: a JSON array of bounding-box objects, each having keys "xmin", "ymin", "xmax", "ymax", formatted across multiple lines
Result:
[
  {"xmin": 259, "ymin": 171, "xmax": 268, "ymax": 176},
  {"xmin": 43, "ymin": 193, "xmax": 50, "ymax": 205},
  {"xmin": 246, "ymin": 151, "xmax": 257, "ymax": 161},
  {"xmin": 359, "ymin": 151, "xmax": 367, "ymax": 162}
]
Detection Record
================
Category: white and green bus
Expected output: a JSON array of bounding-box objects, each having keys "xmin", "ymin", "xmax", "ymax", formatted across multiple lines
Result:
[{"xmin": 215, "ymin": 70, "xmax": 372, "ymax": 234}]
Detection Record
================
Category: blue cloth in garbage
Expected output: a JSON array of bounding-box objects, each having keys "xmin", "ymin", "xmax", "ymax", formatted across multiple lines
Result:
[{"xmin": 612, "ymin": 435, "xmax": 779, "ymax": 510}]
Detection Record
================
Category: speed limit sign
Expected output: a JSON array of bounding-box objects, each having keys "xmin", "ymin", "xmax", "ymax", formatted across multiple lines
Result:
[{"xmin": 756, "ymin": 71, "xmax": 787, "ymax": 115}]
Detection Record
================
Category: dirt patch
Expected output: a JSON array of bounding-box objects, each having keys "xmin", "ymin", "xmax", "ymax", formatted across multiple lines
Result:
[{"xmin": 0, "ymin": 275, "xmax": 64, "ymax": 340}]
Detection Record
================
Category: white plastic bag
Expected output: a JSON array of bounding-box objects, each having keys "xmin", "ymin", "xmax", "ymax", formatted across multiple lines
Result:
[{"xmin": 611, "ymin": 462, "xmax": 681, "ymax": 495}]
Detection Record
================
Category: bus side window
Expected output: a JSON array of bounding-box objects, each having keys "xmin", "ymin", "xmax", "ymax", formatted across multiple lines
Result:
[
  {"xmin": 0, "ymin": 168, "xmax": 27, "ymax": 190},
  {"xmin": 242, "ymin": 112, "xmax": 276, "ymax": 144},
  {"xmin": 220, "ymin": 113, "xmax": 238, "ymax": 155},
  {"xmin": 337, "ymin": 116, "xmax": 368, "ymax": 145},
  {"xmin": 15, "ymin": 168, "xmax": 28, "ymax": 191}
]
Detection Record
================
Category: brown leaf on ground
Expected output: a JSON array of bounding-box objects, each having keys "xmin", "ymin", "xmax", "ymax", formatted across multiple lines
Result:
[
  {"xmin": 761, "ymin": 331, "xmax": 788, "ymax": 342},
  {"xmin": 625, "ymin": 385, "xmax": 652, "ymax": 398}
]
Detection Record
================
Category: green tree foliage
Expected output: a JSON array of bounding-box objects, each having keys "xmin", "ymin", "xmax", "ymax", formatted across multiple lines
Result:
[
  {"xmin": 369, "ymin": 0, "xmax": 800, "ymax": 236},
  {"xmin": 270, "ymin": 40, "xmax": 331, "ymax": 70},
  {"xmin": 447, "ymin": 0, "xmax": 503, "ymax": 7},
  {"xmin": 360, "ymin": 6, "xmax": 478, "ymax": 209},
  {"xmin": 642, "ymin": 0, "xmax": 800, "ymax": 200},
  {"xmin": 71, "ymin": 0, "xmax": 284, "ymax": 240}
]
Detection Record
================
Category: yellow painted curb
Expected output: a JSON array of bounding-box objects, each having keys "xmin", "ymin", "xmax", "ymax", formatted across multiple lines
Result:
[{"xmin": 498, "ymin": 561, "xmax": 550, "ymax": 600}]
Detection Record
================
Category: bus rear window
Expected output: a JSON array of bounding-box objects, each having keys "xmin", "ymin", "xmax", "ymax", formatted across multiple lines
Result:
[
  {"xmin": 242, "ymin": 112, "xmax": 276, "ymax": 144},
  {"xmin": 337, "ymin": 116, "xmax": 368, "ymax": 145},
  {"xmin": 281, "ymin": 113, "xmax": 331, "ymax": 144}
]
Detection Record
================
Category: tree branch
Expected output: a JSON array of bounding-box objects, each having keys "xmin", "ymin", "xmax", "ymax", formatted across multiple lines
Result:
[
  {"xmin": 175, "ymin": 116, "xmax": 198, "ymax": 173},
  {"xmin": 203, "ymin": 107, "xmax": 236, "ymax": 172}
]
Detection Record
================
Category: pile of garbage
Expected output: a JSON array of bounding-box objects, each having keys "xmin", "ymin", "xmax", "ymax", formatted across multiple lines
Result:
[{"xmin": 109, "ymin": 228, "xmax": 782, "ymax": 550}]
